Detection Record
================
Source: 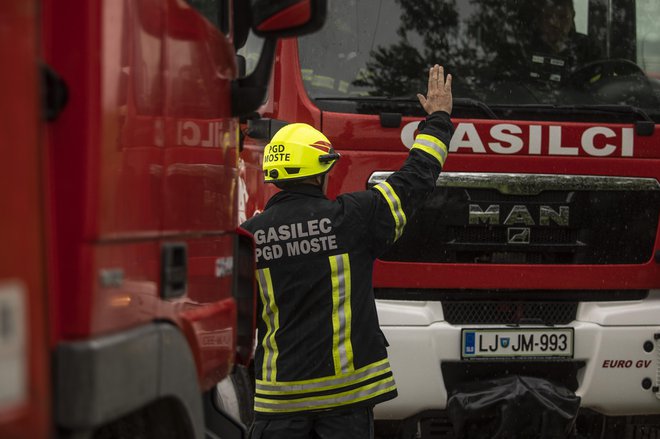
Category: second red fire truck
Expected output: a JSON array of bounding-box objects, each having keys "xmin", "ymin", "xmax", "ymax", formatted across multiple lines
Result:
[{"xmin": 241, "ymin": 0, "xmax": 660, "ymax": 437}]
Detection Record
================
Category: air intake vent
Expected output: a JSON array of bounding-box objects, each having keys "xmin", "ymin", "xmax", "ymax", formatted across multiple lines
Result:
[{"xmin": 443, "ymin": 301, "xmax": 577, "ymax": 325}]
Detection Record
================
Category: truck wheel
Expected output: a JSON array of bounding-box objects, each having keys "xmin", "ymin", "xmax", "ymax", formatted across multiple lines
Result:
[{"xmin": 214, "ymin": 364, "xmax": 255, "ymax": 427}]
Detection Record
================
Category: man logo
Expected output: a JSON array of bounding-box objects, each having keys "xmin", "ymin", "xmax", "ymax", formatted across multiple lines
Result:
[
  {"xmin": 468, "ymin": 204, "xmax": 569, "ymax": 226},
  {"xmin": 467, "ymin": 203, "xmax": 570, "ymax": 245},
  {"xmin": 508, "ymin": 227, "xmax": 531, "ymax": 244}
]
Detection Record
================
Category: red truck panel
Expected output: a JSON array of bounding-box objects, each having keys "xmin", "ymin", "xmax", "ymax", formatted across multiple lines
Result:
[
  {"xmin": 43, "ymin": 0, "xmax": 241, "ymax": 390},
  {"xmin": 0, "ymin": 1, "xmax": 51, "ymax": 437}
]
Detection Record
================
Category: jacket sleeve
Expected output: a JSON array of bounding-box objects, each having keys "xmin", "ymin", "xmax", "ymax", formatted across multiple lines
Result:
[{"xmin": 367, "ymin": 110, "xmax": 453, "ymax": 257}]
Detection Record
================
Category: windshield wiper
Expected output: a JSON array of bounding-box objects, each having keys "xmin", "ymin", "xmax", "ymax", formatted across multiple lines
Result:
[
  {"xmin": 558, "ymin": 104, "xmax": 653, "ymax": 122},
  {"xmin": 314, "ymin": 96, "xmax": 419, "ymax": 102},
  {"xmin": 568, "ymin": 104, "xmax": 655, "ymax": 136},
  {"xmin": 453, "ymin": 98, "xmax": 498, "ymax": 119},
  {"xmin": 496, "ymin": 104, "xmax": 655, "ymax": 136},
  {"xmin": 314, "ymin": 96, "xmax": 499, "ymax": 119},
  {"xmin": 313, "ymin": 96, "xmax": 425, "ymax": 117}
]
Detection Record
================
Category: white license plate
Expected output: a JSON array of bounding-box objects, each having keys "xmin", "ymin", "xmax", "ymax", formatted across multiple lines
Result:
[{"xmin": 461, "ymin": 328, "xmax": 574, "ymax": 359}]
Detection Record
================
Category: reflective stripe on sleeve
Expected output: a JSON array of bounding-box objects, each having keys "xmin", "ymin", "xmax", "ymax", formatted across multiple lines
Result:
[
  {"xmin": 257, "ymin": 268, "xmax": 279, "ymax": 382},
  {"xmin": 374, "ymin": 182, "xmax": 407, "ymax": 241},
  {"xmin": 412, "ymin": 133, "xmax": 448, "ymax": 166},
  {"xmin": 329, "ymin": 253, "xmax": 354, "ymax": 375}
]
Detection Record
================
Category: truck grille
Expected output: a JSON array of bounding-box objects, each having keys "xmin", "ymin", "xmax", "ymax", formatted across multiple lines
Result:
[
  {"xmin": 374, "ymin": 288, "xmax": 648, "ymax": 324},
  {"xmin": 369, "ymin": 172, "xmax": 660, "ymax": 265},
  {"xmin": 443, "ymin": 301, "xmax": 577, "ymax": 325}
]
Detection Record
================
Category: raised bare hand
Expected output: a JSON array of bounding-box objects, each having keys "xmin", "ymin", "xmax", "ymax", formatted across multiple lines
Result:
[{"xmin": 416, "ymin": 64, "xmax": 453, "ymax": 115}]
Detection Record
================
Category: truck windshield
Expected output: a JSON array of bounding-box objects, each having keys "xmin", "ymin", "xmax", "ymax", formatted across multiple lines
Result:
[{"xmin": 298, "ymin": 0, "xmax": 660, "ymax": 120}]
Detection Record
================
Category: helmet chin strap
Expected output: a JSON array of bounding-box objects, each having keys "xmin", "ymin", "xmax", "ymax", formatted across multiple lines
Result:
[{"xmin": 321, "ymin": 174, "xmax": 329, "ymax": 194}]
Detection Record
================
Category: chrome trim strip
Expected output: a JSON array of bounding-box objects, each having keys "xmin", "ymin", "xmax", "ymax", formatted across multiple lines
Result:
[{"xmin": 368, "ymin": 172, "xmax": 660, "ymax": 195}]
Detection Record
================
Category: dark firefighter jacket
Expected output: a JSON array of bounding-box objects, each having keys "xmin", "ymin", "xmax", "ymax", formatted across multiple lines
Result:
[{"xmin": 241, "ymin": 111, "xmax": 453, "ymax": 417}]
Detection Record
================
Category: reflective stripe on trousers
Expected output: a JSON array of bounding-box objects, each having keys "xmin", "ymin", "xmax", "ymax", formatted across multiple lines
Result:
[{"xmin": 255, "ymin": 359, "xmax": 395, "ymax": 413}]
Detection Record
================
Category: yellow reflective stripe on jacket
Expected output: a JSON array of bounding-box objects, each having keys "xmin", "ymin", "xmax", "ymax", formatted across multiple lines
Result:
[
  {"xmin": 257, "ymin": 268, "xmax": 279, "ymax": 382},
  {"xmin": 254, "ymin": 359, "xmax": 397, "ymax": 413},
  {"xmin": 254, "ymin": 375, "xmax": 396, "ymax": 413},
  {"xmin": 412, "ymin": 133, "xmax": 448, "ymax": 166},
  {"xmin": 374, "ymin": 181, "xmax": 407, "ymax": 241},
  {"xmin": 329, "ymin": 253, "xmax": 354, "ymax": 375},
  {"xmin": 256, "ymin": 359, "xmax": 391, "ymax": 395}
]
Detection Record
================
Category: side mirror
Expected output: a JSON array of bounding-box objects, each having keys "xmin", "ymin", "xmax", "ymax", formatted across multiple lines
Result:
[
  {"xmin": 251, "ymin": 0, "xmax": 327, "ymax": 38},
  {"xmin": 231, "ymin": 0, "xmax": 327, "ymax": 117}
]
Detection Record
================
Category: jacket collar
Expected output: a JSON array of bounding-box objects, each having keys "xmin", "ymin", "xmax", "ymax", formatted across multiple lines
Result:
[{"xmin": 265, "ymin": 184, "xmax": 326, "ymax": 209}]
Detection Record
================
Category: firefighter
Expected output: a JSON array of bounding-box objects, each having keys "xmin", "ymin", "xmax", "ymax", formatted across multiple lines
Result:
[
  {"xmin": 242, "ymin": 64, "xmax": 454, "ymax": 439},
  {"xmin": 534, "ymin": 0, "xmax": 600, "ymax": 63},
  {"xmin": 527, "ymin": 0, "xmax": 601, "ymax": 83}
]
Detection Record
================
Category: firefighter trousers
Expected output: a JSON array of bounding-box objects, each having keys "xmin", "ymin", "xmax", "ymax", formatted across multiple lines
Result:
[{"xmin": 249, "ymin": 406, "xmax": 374, "ymax": 439}]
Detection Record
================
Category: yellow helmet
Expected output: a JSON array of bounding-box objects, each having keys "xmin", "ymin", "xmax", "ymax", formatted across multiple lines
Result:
[{"xmin": 263, "ymin": 123, "xmax": 340, "ymax": 183}]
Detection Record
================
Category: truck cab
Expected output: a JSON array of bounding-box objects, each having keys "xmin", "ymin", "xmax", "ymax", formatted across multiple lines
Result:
[{"xmin": 0, "ymin": 0, "xmax": 325, "ymax": 438}]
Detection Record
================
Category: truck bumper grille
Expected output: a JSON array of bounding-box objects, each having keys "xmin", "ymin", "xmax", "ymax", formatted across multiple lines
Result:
[{"xmin": 374, "ymin": 288, "xmax": 648, "ymax": 324}]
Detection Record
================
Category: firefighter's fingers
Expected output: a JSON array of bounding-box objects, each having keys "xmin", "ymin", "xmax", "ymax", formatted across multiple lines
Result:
[
  {"xmin": 444, "ymin": 73, "xmax": 453, "ymax": 92},
  {"xmin": 420, "ymin": 65, "xmax": 452, "ymax": 114},
  {"xmin": 428, "ymin": 64, "xmax": 439, "ymax": 93},
  {"xmin": 436, "ymin": 65, "xmax": 444, "ymax": 87},
  {"xmin": 417, "ymin": 93, "xmax": 428, "ymax": 109},
  {"xmin": 444, "ymin": 73, "xmax": 453, "ymax": 115}
]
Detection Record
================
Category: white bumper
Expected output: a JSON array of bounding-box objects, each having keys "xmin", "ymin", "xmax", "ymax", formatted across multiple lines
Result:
[{"xmin": 375, "ymin": 292, "xmax": 660, "ymax": 420}]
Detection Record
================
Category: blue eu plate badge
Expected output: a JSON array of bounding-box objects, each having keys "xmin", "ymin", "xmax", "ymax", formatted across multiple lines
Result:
[{"xmin": 464, "ymin": 331, "xmax": 476, "ymax": 355}]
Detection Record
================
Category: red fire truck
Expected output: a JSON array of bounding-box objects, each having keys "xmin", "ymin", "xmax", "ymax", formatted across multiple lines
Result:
[
  {"xmin": 0, "ymin": 0, "xmax": 324, "ymax": 438},
  {"xmin": 241, "ymin": 0, "xmax": 660, "ymax": 436}
]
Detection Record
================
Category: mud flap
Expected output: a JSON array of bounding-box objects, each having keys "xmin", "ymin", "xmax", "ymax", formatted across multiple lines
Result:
[{"xmin": 446, "ymin": 375, "xmax": 580, "ymax": 439}]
